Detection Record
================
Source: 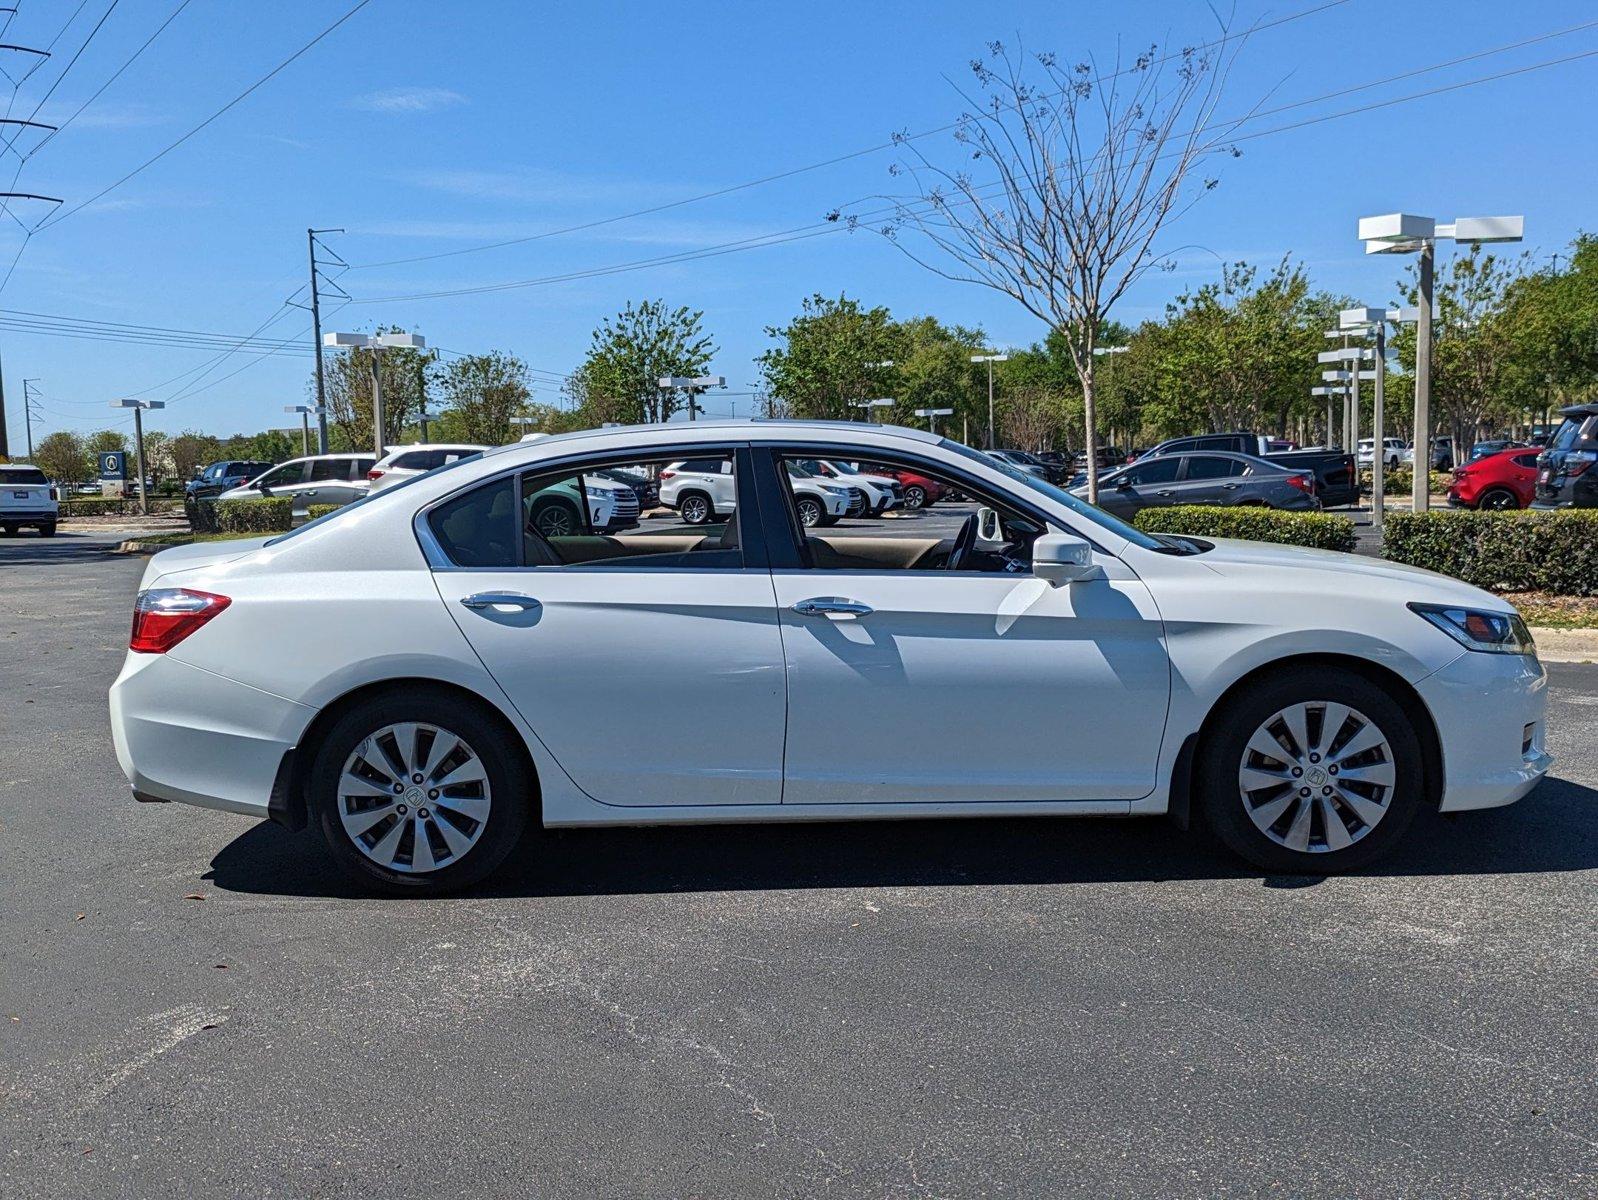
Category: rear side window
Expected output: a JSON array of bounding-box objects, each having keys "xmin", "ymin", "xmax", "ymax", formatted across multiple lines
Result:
[
  {"xmin": 428, "ymin": 477, "xmax": 517, "ymax": 567},
  {"xmin": 676, "ymin": 457, "xmax": 727, "ymax": 474},
  {"xmin": 1512, "ymin": 453, "xmax": 1539, "ymax": 468},
  {"xmin": 1183, "ymin": 456, "xmax": 1244, "ymax": 481},
  {"xmin": 308, "ymin": 458, "xmax": 347, "ymax": 482},
  {"xmin": 392, "ymin": 451, "xmax": 441, "ymax": 471}
]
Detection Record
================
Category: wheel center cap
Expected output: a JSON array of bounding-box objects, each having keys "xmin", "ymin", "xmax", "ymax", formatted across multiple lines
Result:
[
  {"xmin": 404, "ymin": 786, "xmax": 425, "ymax": 807},
  {"xmin": 1307, "ymin": 768, "xmax": 1327, "ymax": 786}
]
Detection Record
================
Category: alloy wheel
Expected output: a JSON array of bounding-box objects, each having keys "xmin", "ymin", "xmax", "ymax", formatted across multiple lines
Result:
[
  {"xmin": 338, "ymin": 722, "xmax": 493, "ymax": 874},
  {"xmin": 904, "ymin": 486, "xmax": 926, "ymax": 509},
  {"xmin": 535, "ymin": 504, "xmax": 577, "ymax": 537},
  {"xmin": 1237, "ymin": 701, "xmax": 1395, "ymax": 854},
  {"xmin": 797, "ymin": 498, "xmax": 822, "ymax": 527},
  {"xmin": 1481, "ymin": 489, "xmax": 1517, "ymax": 511},
  {"xmin": 682, "ymin": 495, "xmax": 710, "ymax": 524}
]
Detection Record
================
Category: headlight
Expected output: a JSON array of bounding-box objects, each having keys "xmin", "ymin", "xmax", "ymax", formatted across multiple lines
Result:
[
  {"xmin": 820, "ymin": 484, "xmax": 847, "ymax": 497},
  {"xmin": 584, "ymin": 485, "xmax": 609, "ymax": 499},
  {"xmin": 1409, "ymin": 603, "xmax": 1535, "ymax": 655}
]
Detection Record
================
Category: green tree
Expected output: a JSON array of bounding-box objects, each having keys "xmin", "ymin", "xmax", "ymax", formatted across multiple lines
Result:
[
  {"xmin": 247, "ymin": 429, "xmax": 297, "ymax": 463},
  {"xmin": 758, "ymin": 294, "xmax": 897, "ymax": 420},
  {"xmin": 436, "ymin": 351, "xmax": 533, "ymax": 445},
  {"xmin": 86, "ymin": 429, "xmax": 128, "ymax": 456},
  {"xmin": 169, "ymin": 431, "xmax": 222, "ymax": 481},
  {"xmin": 576, "ymin": 300, "xmax": 716, "ymax": 425},
  {"xmin": 889, "ymin": 315, "xmax": 988, "ymax": 435},
  {"xmin": 33, "ymin": 430, "xmax": 87, "ymax": 484}
]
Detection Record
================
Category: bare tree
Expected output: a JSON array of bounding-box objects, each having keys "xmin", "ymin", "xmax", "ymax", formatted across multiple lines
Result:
[{"xmin": 869, "ymin": 35, "xmax": 1243, "ymax": 501}]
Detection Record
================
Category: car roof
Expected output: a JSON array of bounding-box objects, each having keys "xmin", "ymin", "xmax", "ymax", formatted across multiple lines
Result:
[
  {"xmin": 480, "ymin": 418, "xmax": 942, "ymax": 462},
  {"xmin": 383, "ymin": 443, "xmax": 486, "ymax": 454},
  {"xmin": 1557, "ymin": 403, "xmax": 1598, "ymax": 418}
]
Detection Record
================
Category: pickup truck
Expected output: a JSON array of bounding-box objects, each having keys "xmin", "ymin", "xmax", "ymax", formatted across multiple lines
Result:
[
  {"xmin": 1140, "ymin": 432, "xmax": 1359, "ymax": 508},
  {"xmin": 0, "ymin": 464, "xmax": 59, "ymax": 536}
]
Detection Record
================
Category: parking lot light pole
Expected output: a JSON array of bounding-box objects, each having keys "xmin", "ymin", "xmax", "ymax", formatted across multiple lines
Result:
[
  {"xmin": 915, "ymin": 406, "xmax": 954, "ymax": 435},
  {"xmin": 659, "ymin": 375, "xmax": 726, "ymax": 422},
  {"xmin": 850, "ymin": 398, "xmax": 894, "ymax": 423},
  {"xmin": 324, "ymin": 332, "xmax": 427, "ymax": 459},
  {"xmin": 970, "ymin": 353, "xmax": 1008, "ymax": 448},
  {"xmin": 284, "ymin": 405, "xmax": 324, "ymax": 457},
  {"xmin": 111, "ymin": 398, "xmax": 164, "ymax": 516},
  {"xmin": 1359, "ymin": 213, "xmax": 1524, "ymax": 511},
  {"xmin": 1310, "ymin": 385, "xmax": 1340, "ymax": 446}
]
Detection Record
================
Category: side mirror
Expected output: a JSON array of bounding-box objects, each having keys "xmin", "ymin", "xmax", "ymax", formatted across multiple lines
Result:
[
  {"xmin": 256, "ymin": 482, "xmax": 273, "ymax": 496},
  {"xmin": 976, "ymin": 505, "xmax": 1003, "ymax": 543},
  {"xmin": 1032, "ymin": 533, "xmax": 1100, "ymax": 586},
  {"xmin": 1116, "ymin": 477, "xmax": 1133, "ymax": 491}
]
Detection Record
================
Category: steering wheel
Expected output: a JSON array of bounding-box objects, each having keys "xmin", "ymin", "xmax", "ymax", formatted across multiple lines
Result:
[{"xmin": 946, "ymin": 512, "xmax": 978, "ymax": 572}]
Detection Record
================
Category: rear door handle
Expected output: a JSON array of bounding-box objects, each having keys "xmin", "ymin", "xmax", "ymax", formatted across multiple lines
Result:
[
  {"xmin": 461, "ymin": 592, "xmax": 541, "ymax": 612},
  {"xmin": 1156, "ymin": 489, "xmax": 1176, "ymax": 498},
  {"xmin": 792, "ymin": 597, "xmax": 873, "ymax": 620},
  {"xmin": 1221, "ymin": 482, "xmax": 1239, "ymax": 490}
]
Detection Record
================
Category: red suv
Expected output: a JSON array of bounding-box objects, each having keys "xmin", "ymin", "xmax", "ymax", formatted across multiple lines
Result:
[
  {"xmin": 859, "ymin": 462, "xmax": 945, "ymax": 509},
  {"xmin": 1447, "ymin": 446, "xmax": 1540, "ymax": 510}
]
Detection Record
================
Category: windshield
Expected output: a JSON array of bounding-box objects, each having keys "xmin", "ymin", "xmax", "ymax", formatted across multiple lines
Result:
[{"xmin": 940, "ymin": 439, "xmax": 1167, "ymax": 551}]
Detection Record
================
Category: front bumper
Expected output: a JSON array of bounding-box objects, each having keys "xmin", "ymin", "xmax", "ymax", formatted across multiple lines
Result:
[
  {"xmin": 110, "ymin": 652, "xmax": 315, "ymax": 820},
  {"xmin": 1414, "ymin": 648, "xmax": 1552, "ymax": 812}
]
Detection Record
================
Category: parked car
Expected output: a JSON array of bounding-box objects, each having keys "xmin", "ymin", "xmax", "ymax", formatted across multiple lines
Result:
[
  {"xmin": 1447, "ymin": 447, "xmax": 1541, "ymax": 511},
  {"xmin": 984, "ymin": 449, "xmax": 1050, "ymax": 481},
  {"xmin": 109, "ymin": 419, "xmax": 1552, "ymax": 894},
  {"xmin": 1071, "ymin": 445, "xmax": 1126, "ymax": 472},
  {"xmin": 0, "ymin": 463, "xmax": 58, "ymax": 536},
  {"xmin": 1468, "ymin": 439, "xmax": 1527, "ymax": 463},
  {"xmin": 859, "ymin": 461, "xmax": 945, "ymax": 509},
  {"xmin": 595, "ymin": 467, "xmax": 659, "ymax": 512},
  {"xmin": 1403, "ymin": 437, "xmax": 1455, "ymax": 471},
  {"xmin": 791, "ymin": 458, "xmax": 902, "ymax": 514},
  {"xmin": 1076, "ymin": 452, "xmax": 1318, "ymax": 519},
  {"xmin": 658, "ymin": 456, "xmax": 853, "ymax": 527},
  {"xmin": 368, "ymin": 444, "xmax": 487, "ymax": 493},
  {"xmin": 216, "ymin": 453, "xmax": 376, "ymax": 521},
  {"xmin": 991, "ymin": 448, "xmax": 1067, "ymax": 483},
  {"xmin": 1358, "ymin": 438, "xmax": 1407, "ymax": 469},
  {"xmin": 1140, "ymin": 433, "xmax": 1358, "ymax": 507},
  {"xmin": 1533, "ymin": 403, "xmax": 1598, "ymax": 509},
  {"xmin": 185, "ymin": 460, "xmax": 274, "ymax": 518},
  {"xmin": 524, "ymin": 473, "xmax": 640, "ymax": 536}
]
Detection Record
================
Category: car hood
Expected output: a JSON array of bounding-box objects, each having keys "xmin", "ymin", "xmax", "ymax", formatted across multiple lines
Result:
[{"xmin": 1190, "ymin": 537, "xmax": 1511, "ymax": 610}]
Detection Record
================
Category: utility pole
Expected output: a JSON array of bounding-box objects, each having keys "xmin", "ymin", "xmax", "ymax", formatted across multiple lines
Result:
[
  {"xmin": 416, "ymin": 360, "xmax": 430, "ymax": 442},
  {"xmin": 22, "ymin": 376, "xmax": 39, "ymax": 458},
  {"xmin": 1413, "ymin": 241, "xmax": 1434, "ymax": 512},
  {"xmin": 1372, "ymin": 320, "xmax": 1386, "ymax": 527},
  {"xmin": 970, "ymin": 353, "xmax": 1008, "ymax": 449},
  {"xmin": 0, "ymin": 341, "xmax": 8, "ymax": 459},
  {"xmin": 308, "ymin": 228, "xmax": 343, "ymax": 455},
  {"xmin": 112, "ymin": 399, "xmax": 164, "ymax": 517}
]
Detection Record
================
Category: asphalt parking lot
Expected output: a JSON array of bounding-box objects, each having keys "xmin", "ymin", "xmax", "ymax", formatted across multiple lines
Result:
[{"xmin": 2, "ymin": 531, "xmax": 1595, "ymax": 1198}]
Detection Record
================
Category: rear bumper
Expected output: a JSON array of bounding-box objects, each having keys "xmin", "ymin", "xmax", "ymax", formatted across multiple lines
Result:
[
  {"xmin": 1415, "ymin": 649, "xmax": 1552, "ymax": 812},
  {"xmin": 1, "ymin": 509, "xmax": 56, "ymax": 522},
  {"xmin": 109, "ymin": 652, "xmax": 315, "ymax": 820}
]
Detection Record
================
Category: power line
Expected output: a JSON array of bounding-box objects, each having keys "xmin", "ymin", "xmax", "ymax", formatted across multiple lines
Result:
[
  {"xmin": 350, "ymin": 40, "xmax": 1598, "ymax": 305},
  {"xmin": 35, "ymin": 0, "xmax": 373, "ymax": 232},
  {"xmin": 345, "ymin": 0, "xmax": 1355, "ymax": 271},
  {"xmin": 0, "ymin": 0, "xmax": 120, "ymax": 157}
]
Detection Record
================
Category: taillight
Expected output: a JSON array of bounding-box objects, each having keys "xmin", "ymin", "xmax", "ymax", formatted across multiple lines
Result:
[
  {"xmin": 130, "ymin": 589, "xmax": 230, "ymax": 654},
  {"xmin": 1285, "ymin": 474, "xmax": 1314, "ymax": 493},
  {"xmin": 1568, "ymin": 452, "xmax": 1596, "ymax": 477},
  {"xmin": 367, "ymin": 468, "xmax": 386, "ymax": 480},
  {"xmin": 659, "ymin": 469, "xmax": 677, "ymax": 479}
]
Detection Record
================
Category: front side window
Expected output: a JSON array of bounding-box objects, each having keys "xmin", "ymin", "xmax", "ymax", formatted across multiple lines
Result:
[
  {"xmin": 257, "ymin": 461, "xmax": 307, "ymax": 488},
  {"xmin": 1126, "ymin": 458, "xmax": 1181, "ymax": 485}
]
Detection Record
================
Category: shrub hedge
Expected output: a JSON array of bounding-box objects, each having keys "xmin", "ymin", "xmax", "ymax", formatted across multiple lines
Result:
[
  {"xmin": 305, "ymin": 504, "xmax": 341, "ymax": 522},
  {"xmin": 1383, "ymin": 510, "xmax": 1598, "ymax": 596},
  {"xmin": 215, "ymin": 497, "xmax": 293, "ymax": 534},
  {"xmin": 60, "ymin": 497, "xmax": 182, "ymax": 518},
  {"xmin": 1360, "ymin": 468, "xmax": 1450, "ymax": 496},
  {"xmin": 1133, "ymin": 505, "xmax": 1357, "ymax": 553}
]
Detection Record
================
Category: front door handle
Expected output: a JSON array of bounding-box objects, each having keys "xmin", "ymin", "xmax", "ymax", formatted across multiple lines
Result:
[
  {"xmin": 1156, "ymin": 489, "xmax": 1176, "ymax": 498},
  {"xmin": 1220, "ymin": 482, "xmax": 1239, "ymax": 490},
  {"xmin": 461, "ymin": 592, "xmax": 541, "ymax": 612},
  {"xmin": 792, "ymin": 597, "xmax": 873, "ymax": 620}
]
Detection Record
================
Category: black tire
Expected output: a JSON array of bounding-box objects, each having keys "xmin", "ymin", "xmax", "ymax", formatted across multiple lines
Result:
[
  {"xmin": 1195, "ymin": 666, "xmax": 1424, "ymax": 874},
  {"xmin": 309, "ymin": 689, "xmax": 532, "ymax": 895},
  {"xmin": 795, "ymin": 495, "xmax": 824, "ymax": 527},
  {"xmin": 678, "ymin": 491, "xmax": 714, "ymax": 526},
  {"xmin": 1477, "ymin": 487, "xmax": 1519, "ymax": 511},
  {"xmin": 903, "ymin": 485, "xmax": 927, "ymax": 510},
  {"xmin": 530, "ymin": 498, "xmax": 581, "ymax": 538},
  {"xmin": 38, "ymin": 522, "xmax": 56, "ymax": 537}
]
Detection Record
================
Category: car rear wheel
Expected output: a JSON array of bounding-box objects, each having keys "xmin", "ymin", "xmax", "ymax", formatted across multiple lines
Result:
[
  {"xmin": 309, "ymin": 691, "xmax": 531, "ymax": 894},
  {"xmin": 678, "ymin": 492, "xmax": 714, "ymax": 525},
  {"xmin": 38, "ymin": 522, "xmax": 56, "ymax": 537},
  {"xmin": 902, "ymin": 485, "xmax": 927, "ymax": 509},
  {"xmin": 795, "ymin": 496, "xmax": 824, "ymax": 527},
  {"xmin": 1196, "ymin": 667, "xmax": 1423, "ymax": 873},
  {"xmin": 1477, "ymin": 487, "xmax": 1519, "ymax": 511}
]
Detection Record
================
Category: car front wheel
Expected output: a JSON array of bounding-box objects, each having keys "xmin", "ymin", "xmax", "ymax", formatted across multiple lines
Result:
[
  {"xmin": 795, "ymin": 496, "xmax": 824, "ymax": 527},
  {"xmin": 309, "ymin": 690, "xmax": 530, "ymax": 894},
  {"xmin": 1477, "ymin": 487, "xmax": 1519, "ymax": 511},
  {"xmin": 902, "ymin": 485, "xmax": 927, "ymax": 509},
  {"xmin": 1197, "ymin": 667, "xmax": 1423, "ymax": 873}
]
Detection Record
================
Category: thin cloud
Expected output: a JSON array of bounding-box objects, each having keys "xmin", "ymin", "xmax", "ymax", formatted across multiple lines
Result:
[{"xmin": 349, "ymin": 86, "xmax": 467, "ymax": 114}]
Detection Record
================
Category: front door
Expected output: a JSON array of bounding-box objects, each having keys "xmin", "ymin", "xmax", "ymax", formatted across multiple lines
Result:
[
  {"xmin": 763, "ymin": 449, "xmax": 1171, "ymax": 806},
  {"xmin": 425, "ymin": 449, "xmax": 787, "ymax": 808}
]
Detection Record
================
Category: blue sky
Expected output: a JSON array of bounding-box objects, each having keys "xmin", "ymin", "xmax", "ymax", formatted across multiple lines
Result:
[{"xmin": 3, "ymin": 0, "xmax": 1595, "ymax": 444}]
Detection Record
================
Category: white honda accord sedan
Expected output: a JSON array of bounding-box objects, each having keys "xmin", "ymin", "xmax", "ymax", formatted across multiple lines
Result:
[{"xmin": 110, "ymin": 421, "xmax": 1552, "ymax": 892}]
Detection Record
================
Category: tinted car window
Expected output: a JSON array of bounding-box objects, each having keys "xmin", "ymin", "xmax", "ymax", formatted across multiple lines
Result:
[
  {"xmin": 307, "ymin": 458, "xmax": 348, "ymax": 482},
  {"xmin": 1184, "ymin": 455, "xmax": 1244, "ymax": 481},
  {"xmin": 1126, "ymin": 458, "xmax": 1180, "ymax": 485},
  {"xmin": 677, "ymin": 457, "xmax": 727, "ymax": 474},
  {"xmin": 0, "ymin": 466, "xmax": 47, "ymax": 485},
  {"xmin": 393, "ymin": 450, "xmax": 440, "ymax": 471},
  {"xmin": 257, "ymin": 461, "xmax": 308, "ymax": 487},
  {"xmin": 1512, "ymin": 453, "xmax": 1539, "ymax": 468},
  {"xmin": 428, "ymin": 476, "xmax": 517, "ymax": 567}
]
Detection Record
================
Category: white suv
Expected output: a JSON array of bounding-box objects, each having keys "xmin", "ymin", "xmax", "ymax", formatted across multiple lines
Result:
[
  {"xmin": 659, "ymin": 458, "xmax": 853, "ymax": 526},
  {"xmin": 792, "ymin": 459, "xmax": 902, "ymax": 514},
  {"xmin": 0, "ymin": 463, "xmax": 58, "ymax": 537},
  {"xmin": 368, "ymin": 444, "xmax": 488, "ymax": 493}
]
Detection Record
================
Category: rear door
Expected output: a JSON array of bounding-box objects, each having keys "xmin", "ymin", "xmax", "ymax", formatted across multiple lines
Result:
[{"xmin": 1174, "ymin": 454, "xmax": 1246, "ymax": 505}]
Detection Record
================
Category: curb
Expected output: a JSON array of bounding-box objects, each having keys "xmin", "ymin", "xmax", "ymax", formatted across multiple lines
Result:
[{"xmin": 1528, "ymin": 627, "xmax": 1598, "ymax": 665}]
